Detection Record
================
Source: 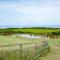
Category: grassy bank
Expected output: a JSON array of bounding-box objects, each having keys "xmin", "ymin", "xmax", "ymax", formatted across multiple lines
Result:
[{"xmin": 40, "ymin": 38, "xmax": 60, "ymax": 60}]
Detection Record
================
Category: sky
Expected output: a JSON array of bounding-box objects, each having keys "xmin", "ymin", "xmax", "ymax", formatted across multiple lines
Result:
[{"xmin": 0, "ymin": 0, "xmax": 60, "ymax": 28}]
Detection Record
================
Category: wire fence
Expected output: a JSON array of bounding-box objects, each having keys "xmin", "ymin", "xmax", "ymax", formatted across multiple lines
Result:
[{"xmin": 0, "ymin": 41, "xmax": 49, "ymax": 60}]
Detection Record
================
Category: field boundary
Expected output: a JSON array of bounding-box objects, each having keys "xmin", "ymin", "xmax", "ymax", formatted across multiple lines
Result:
[{"xmin": 0, "ymin": 41, "xmax": 49, "ymax": 60}]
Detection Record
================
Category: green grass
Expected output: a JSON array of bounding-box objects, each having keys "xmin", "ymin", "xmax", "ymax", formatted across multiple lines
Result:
[
  {"xmin": 47, "ymin": 38, "xmax": 60, "ymax": 46},
  {"xmin": 0, "ymin": 35, "xmax": 43, "ymax": 45},
  {"xmin": 0, "ymin": 35, "xmax": 49, "ymax": 60},
  {"xmin": 0, "ymin": 35, "xmax": 60, "ymax": 60},
  {"xmin": 40, "ymin": 38, "xmax": 60, "ymax": 60},
  {"xmin": 0, "ymin": 35, "xmax": 60, "ymax": 49},
  {"xmin": 0, "ymin": 35, "xmax": 44, "ymax": 51}
]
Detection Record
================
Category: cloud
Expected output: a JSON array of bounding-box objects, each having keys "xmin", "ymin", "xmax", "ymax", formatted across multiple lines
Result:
[
  {"xmin": 0, "ymin": 3, "xmax": 60, "ymax": 20},
  {"xmin": 16, "ymin": 6, "xmax": 60, "ymax": 15},
  {"xmin": 0, "ymin": 4, "xmax": 17, "ymax": 9},
  {"xmin": 0, "ymin": 0, "xmax": 60, "ymax": 27},
  {"xmin": 0, "ymin": 2, "xmax": 60, "ymax": 15}
]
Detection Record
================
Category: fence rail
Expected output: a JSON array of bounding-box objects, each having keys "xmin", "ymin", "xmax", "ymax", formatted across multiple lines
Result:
[{"xmin": 0, "ymin": 41, "xmax": 49, "ymax": 60}]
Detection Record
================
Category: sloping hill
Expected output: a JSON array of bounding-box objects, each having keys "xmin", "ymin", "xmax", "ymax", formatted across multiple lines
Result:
[{"xmin": 40, "ymin": 39, "xmax": 60, "ymax": 60}]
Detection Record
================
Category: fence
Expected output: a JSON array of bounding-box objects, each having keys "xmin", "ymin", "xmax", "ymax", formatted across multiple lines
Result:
[{"xmin": 0, "ymin": 41, "xmax": 49, "ymax": 60}]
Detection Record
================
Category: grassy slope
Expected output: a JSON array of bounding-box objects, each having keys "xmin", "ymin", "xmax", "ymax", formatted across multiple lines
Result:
[{"xmin": 40, "ymin": 38, "xmax": 60, "ymax": 60}]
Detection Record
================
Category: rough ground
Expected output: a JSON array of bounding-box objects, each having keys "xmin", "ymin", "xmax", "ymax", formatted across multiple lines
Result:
[{"xmin": 40, "ymin": 45, "xmax": 60, "ymax": 60}]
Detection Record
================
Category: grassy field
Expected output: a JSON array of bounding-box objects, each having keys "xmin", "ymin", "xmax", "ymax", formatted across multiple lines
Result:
[
  {"xmin": 0, "ymin": 35, "xmax": 44, "ymax": 45},
  {"xmin": 0, "ymin": 35, "xmax": 45, "ymax": 51},
  {"xmin": 40, "ymin": 38, "xmax": 60, "ymax": 60},
  {"xmin": 0, "ymin": 27, "xmax": 60, "ymax": 60},
  {"xmin": 0, "ymin": 35, "xmax": 60, "ymax": 60},
  {"xmin": 0, "ymin": 35, "xmax": 49, "ymax": 60},
  {"xmin": 0, "ymin": 35, "xmax": 60, "ymax": 49},
  {"xmin": 0, "ymin": 35, "xmax": 60, "ymax": 45}
]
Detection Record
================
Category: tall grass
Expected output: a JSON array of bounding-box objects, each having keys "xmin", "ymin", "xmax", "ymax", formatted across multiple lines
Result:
[{"xmin": 0, "ymin": 42, "xmax": 49, "ymax": 60}]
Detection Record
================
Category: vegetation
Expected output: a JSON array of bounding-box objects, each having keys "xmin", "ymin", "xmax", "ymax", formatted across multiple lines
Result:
[
  {"xmin": 0, "ymin": 35, "xmax": 60, "ymax": 60},
  {"xmin": 40, "ymin": 38, "xmax": 60, "ymax": 60},
  {"xmin": 0, "ymin": 27, "xmax": 60, "ymax": 38},
  {"xmin": 0, "ymin": 35, "xmax": 44, "ymax": 45},
  {"xmin": 0, "ymin": 27, "xmax": 60, "ymax": 60},
  {"xmin": 0, "ymin": 44, "xmax": 49, "ymax": 60},
  {"xmin": 0, "ymin": 35, "xmax": 49, "ymax": 60}
]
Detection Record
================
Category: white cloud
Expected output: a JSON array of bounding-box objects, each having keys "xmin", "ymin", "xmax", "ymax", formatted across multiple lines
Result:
[
  {"xmin": 0, "ymin": 3, "xmax": 60, "ymax": 20},
  {"xmin": 0, "ymin": 4, "xmax": 17, "ymax": 9},
  {"xmin": 16, "ymin": 6, "xmax": 60, "ymax": 16},
  {"xmin": 0, "ymin": 3, "xmax": 60, "ymax": 15},
  {"xmin": 0, "ymin": 0, "xmax": 60, "ymax": 27}
]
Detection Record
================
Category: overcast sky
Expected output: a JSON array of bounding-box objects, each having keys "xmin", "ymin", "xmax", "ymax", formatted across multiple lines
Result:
[{"xmin": 0, "ymin": 0, "xmax": 60, "ymax": 28}]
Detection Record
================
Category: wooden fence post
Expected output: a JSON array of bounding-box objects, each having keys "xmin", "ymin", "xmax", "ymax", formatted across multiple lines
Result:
[
  {"xmin": 19, "ymin": 44, "xmax": 22, "ymax": 60},
  {"xmin": 34, "ymin": 42, "xmax": 38, "ymax": 60},
  {"xmin": 20, "ymin": 44, "xmax": 22, "ymax": 55}
]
